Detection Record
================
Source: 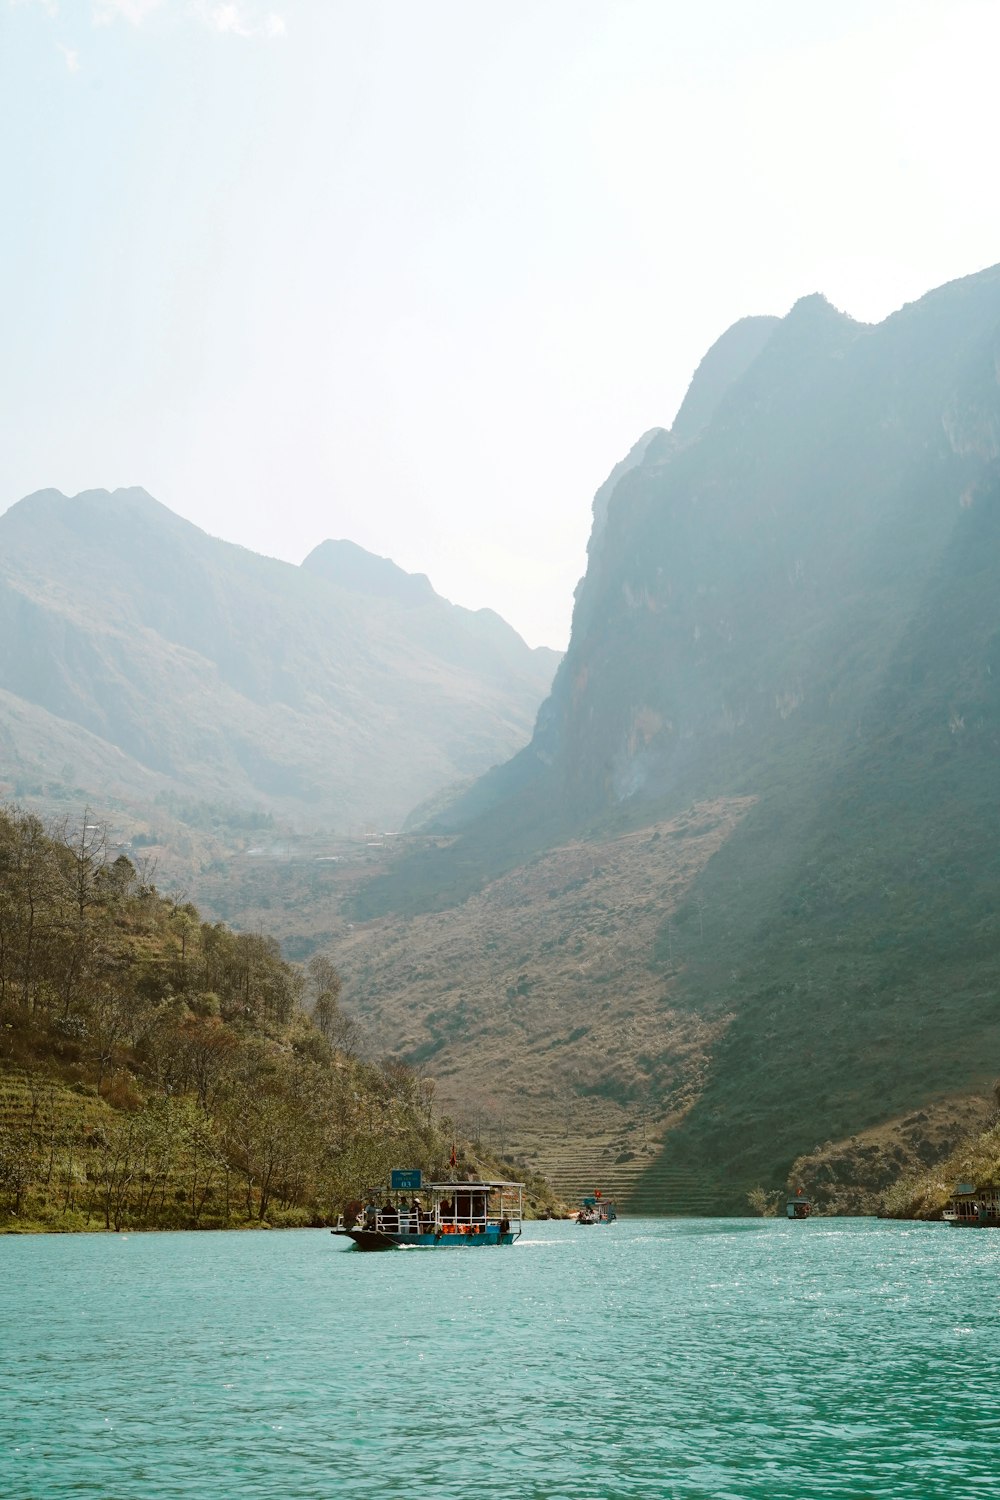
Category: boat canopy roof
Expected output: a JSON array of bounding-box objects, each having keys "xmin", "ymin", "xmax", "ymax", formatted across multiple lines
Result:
[
  {"xmin": 423, "ymin": 1179, "xmax": 523, "ymax": 1191},
  {"xmin": 366, "ymin": 1177, "xmax": 523, "ymax": 1198}
]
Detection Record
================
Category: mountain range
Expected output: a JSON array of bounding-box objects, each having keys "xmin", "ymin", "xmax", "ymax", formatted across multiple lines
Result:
[
  {"xmin": 334, "ymin": 263, "xmax": 1000, "ymax": 1209},
  {"xmin": 9, "ymin": 260, "xmax": 1000, "ymax": 1214},
  {"xmin": 0, "ymin": 489, "xmax": 559, "ymax": 831}
]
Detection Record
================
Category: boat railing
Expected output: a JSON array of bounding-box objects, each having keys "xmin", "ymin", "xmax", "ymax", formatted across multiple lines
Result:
[
  {"xmin": 362, "ymin": 1187, "xmax": 522, "ymax": 1236},
  {"xmin": 367, "ymin": 1208, "xmax": 439, "ymax": 1234}
]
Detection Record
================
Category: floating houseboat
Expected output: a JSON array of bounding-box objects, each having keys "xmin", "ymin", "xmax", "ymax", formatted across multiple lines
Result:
[
  {"xmin": 331, "ymin": 1170, "xmax": 523, "ymax": 1251},
  {"xmin": 786, "ymin": 1188, "xmax": 812, "ymax": 1219},
  {"xmin": 943, "ymin": 1182, "xmax": 1000, "ymax": 1227},
  {"xmin": 576, "ymin": 1193, "xmax": 617, "ymax": 1225}
]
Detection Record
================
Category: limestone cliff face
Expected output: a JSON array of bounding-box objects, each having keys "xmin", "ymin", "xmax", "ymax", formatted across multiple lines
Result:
[
  {"xmin": 942, "ymin": 324, "xmax": 1000, "ymax": 463},
  {"xmin": 414, "ymin": 266, "xmax": 1000, "ymax": 861},
  {"xmin": 511, "ymin": 267, "xmax": 1000, "ymax": 833},
  {"xmin": 586, "ymin": 428, "xmax": 666, "ymax": 554}
]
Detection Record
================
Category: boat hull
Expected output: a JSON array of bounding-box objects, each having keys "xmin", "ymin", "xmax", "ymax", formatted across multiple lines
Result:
[{"xmin": 331, "ymin": 1227, "xmax": 517, "ymax": 1251}]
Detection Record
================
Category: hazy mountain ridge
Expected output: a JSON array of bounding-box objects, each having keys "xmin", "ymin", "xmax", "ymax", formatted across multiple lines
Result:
[
  {"xmin": 341, "ymin": 263, "xmax": 1000, "ymax": 1206},
  {"xmin": 304, "ymin": 539, "xmax": 561, "ymax": 684},
  {"xmin": 0, "ymin": 488, "xmax": 559, "ymax": 828}
]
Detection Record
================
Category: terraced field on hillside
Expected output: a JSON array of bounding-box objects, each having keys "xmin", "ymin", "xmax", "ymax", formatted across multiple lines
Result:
[
  {"xmin": 0, "ymin": 1066, "xmax": 119, "ymax": 1225},
  {"xmin": 511, "ymin": 1126, "xmax": 722, "ymax": 1215}
]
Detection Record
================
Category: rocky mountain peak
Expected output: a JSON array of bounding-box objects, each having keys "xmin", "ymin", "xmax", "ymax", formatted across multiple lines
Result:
[
  {"xmin": 670, "ymin": 314, "xmax": 781, "ymax": 444},
  {"xmin": 301, "ymin": 538, "xmax": 436, "ymax": 605}
]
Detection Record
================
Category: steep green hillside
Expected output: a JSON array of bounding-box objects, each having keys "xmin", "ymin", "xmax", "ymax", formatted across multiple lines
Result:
[
  {"xmin": 642, "ymin": 462, "xmax": 1000, "ymax": 1202},
  {"xmin": 0, "ymin": 806, "xmax": 457, "ymax": 1230},
  {"xmin": 777, "ymin": 1093, "xmax": 993, "ymax": 1217}
]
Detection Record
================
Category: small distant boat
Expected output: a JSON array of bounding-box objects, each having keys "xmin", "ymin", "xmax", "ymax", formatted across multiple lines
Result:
[
  {"xmin": 330, "ymin": 1170, "xmax": 523, "ymax": 1251},
  {"xmin": 786, "ymin": 1189, "xmax": 812, "ymax": 1220},
  {"xmin": 575, "ymin": 1192, "xmax": 616, "ymax": 1225},
  {"xmin": 943, "ymin": 1182, "xmax": 1000, "ymax": 1227}
]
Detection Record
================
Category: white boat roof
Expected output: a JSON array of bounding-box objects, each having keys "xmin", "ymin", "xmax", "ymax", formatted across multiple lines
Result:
[{"xmin": 424, "ymin": 1179, "xmax": 523, "ymax": 1190}]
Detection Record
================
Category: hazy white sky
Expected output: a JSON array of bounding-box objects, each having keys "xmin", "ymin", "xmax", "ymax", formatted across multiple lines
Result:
[{"xmin": 3, "ymin": 0, "xmax": 1000, "ymax": 647}]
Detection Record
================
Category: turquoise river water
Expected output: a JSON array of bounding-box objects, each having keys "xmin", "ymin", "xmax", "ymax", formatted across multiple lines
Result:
[{"xmin": 1, "ymin": 1217, "xmax": 998, "ymax": 1499}]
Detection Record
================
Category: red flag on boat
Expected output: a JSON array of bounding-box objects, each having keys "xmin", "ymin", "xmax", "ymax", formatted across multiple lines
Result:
[{"xmin": 449, "ymin": 1143, "xmax": 457, "ymax": 1168}]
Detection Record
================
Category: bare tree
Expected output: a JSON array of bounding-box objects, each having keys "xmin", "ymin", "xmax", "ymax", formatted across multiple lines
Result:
[{"xmin": 308, "ymin": 954, "xmax": 358, "ymax": 1057}]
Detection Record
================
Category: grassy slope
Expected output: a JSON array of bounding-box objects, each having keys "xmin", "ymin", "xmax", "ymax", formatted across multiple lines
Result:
[{"xmin": 324, "ymin": 800, "xmax": 753, "ymax": 1202}]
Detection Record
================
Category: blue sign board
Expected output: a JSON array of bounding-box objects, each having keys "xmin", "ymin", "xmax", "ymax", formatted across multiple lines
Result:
[{"xmin": 391, "ymin": 1169, "xmax": 422, "ymax": 1191}]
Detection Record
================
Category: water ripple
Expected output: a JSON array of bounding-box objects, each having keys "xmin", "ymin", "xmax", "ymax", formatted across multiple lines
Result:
[{"xmin": 1, "ymin": 1219, "xmax": 998, "ymax": 1498}]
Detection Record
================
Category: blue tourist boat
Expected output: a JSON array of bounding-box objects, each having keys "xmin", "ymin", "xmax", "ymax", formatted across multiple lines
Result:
[
  {"xmin": 331, "ymin": 1170, "xmax": 524, "ymax": 1250},
  {"xmin": 786, "ymin": 1188, "xmax": 812, "ymax": 1219},
  {"xmin": 576, "ymin": 1192, "xmax": 616, "ymax": 1225}
]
